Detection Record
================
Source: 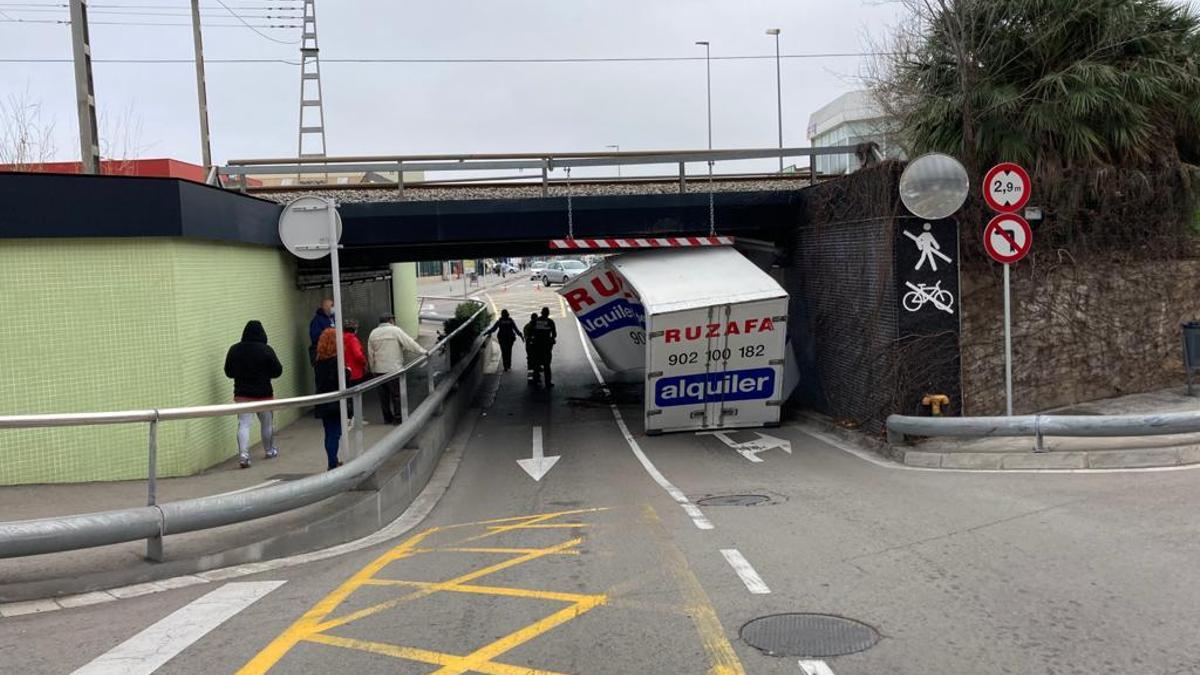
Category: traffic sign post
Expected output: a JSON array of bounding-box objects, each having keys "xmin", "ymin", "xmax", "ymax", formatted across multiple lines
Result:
[
  {"xmin": 280, "ymin": 197, "xmax": 349, "ymax": 457},
  {"xmin": 982, "ymin": 163, "xmax": 1033, "ymax": 417}
]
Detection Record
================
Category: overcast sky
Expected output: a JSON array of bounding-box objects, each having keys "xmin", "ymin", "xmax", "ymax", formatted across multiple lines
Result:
[{"xmin": 1, "ymin": 1, "xmax": 905, "ymax": 173}]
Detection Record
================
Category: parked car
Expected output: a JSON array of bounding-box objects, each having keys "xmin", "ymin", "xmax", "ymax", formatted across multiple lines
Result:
[
  {"xmin": 530, "ymin": 260, "xmax": 549, "ymax": 281},
  {"xmin": 542, "ymin": 259, "xmax": 588, "ymax": 286}
]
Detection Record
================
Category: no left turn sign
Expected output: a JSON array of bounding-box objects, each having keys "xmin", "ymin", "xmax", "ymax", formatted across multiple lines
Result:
[
  {"xmin": 983, "ymin": 162, "xmax": 1031, "ymax": 213},
  {"xmin": 984, "ymin": 214, "xmax": 1032, "ymax": 264}
]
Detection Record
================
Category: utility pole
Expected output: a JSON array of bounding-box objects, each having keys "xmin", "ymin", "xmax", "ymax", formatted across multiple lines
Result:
[
  {"xmin": 68, "ymin": 0, "xmax": 100, "ymax": 174},
  {"xmin": 189, "ymin": 0, "xmax": 213, "ymax": 175}
]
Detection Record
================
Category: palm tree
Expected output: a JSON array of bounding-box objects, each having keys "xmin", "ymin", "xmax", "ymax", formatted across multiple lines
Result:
[{"xmin": 874, "ymin": 0, "xmax": 1200, "ymax": 174}]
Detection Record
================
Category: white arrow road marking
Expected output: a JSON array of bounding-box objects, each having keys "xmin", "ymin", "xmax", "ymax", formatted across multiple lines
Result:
[
  {"xmin": 576, "ymin": 321, "xmax": 712, "ymax": 530},
  {"xmin": 72, "ymin": 581, "xmax": 286, "ymax": 675},
  {"xmin": 698, "ymin": 431, "xmax": 792, "ymax": 463},
  {"xmin": 799, "ymin": 660, "xmax": 836, "ymax": 675},
  {"xmin": 720, "ymin": 549, "xmax": 771, "ymax": 594},
  {"xmin": 517, "ymin": 426, "xmax": 561, "ymax": 482}
]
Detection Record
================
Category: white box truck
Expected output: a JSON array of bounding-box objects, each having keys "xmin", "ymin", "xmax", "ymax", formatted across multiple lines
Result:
[{"xmin": 561, "ymin": 247, "xmax": 789, "ymax": 434}]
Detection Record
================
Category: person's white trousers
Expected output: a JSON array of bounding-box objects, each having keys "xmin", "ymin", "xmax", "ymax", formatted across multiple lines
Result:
[{"xmin": 237, "ymin": 411, "xmax": 276, "ymax": 462}]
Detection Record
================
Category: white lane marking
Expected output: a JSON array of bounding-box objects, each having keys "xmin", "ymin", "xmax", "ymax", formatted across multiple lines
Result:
[
  {"xmin": 799, "ymin": 660, "xmax": 836, "ymax": 675},
  {"xmin": 72, "ymin": 581, "xmax": 286, "ymax": 675},
  {"xmin": 576, "ymin": 322, "xmax": 712, "ymax": 530},
  {"xmin": 719, "ymin": 549, "xmax": 770, "ymax": 594},
  {"xmin": 795, "ymin": 421, "xmax": 1200, "ymax": 475}
]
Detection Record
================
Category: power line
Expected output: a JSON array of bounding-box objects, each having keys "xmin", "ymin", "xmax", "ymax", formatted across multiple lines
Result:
[
  {"xmin": 210, "ymin": 0, "xmax": 297, "ymax": 43},
  {"xmin": 0, "ymin": 17, "xmax": 299, "ymax": 26},
  {"xmin": 0, "ymin": 7, "xmax": 299, "ymax": 16},
  {"xmin": 0, "ymin": 52, "xmax": 889, "ymax": 63}
]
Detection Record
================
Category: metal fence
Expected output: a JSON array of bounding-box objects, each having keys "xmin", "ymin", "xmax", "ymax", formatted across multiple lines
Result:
[{"xmin": 0, "ymin": 300, "xmax": 489, "ymax": 561}]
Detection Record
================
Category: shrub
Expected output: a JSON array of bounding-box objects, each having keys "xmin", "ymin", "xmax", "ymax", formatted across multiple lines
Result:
[{"xmin": 442, "ymin": 302, "xmax": 493, "ymax": 364}]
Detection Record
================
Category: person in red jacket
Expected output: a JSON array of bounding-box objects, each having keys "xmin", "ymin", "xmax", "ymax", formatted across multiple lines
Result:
[
  {"xmin": 343, "ymin": 319, "xmax": 368, "ymax": 385},
  {"xmin": 343, "ymin": 319, "xmax": 368, "ymax": 426}
]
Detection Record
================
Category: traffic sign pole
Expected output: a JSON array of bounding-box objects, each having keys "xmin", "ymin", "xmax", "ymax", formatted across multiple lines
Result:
[
  {"xmin": 983, "ymin": 162, "xmax": 1032, "ymax": 417},
  {"xmin": 1004, "ymin": 263, "xmax": 1013, "ymax": 416},
  {"xmin": 327, "ymin": 198, "xmax": 349, "ymax": 456}
]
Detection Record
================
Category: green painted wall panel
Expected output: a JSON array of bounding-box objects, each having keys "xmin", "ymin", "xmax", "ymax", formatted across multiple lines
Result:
[{"xmin": 0, "ymin": 238, "xmax": 310, "ymax": 485}]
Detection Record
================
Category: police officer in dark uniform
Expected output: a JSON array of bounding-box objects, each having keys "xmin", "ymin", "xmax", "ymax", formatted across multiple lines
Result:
[{"xmin": 530, "ymin": 306, "xmax": 558, "ymax": 387}]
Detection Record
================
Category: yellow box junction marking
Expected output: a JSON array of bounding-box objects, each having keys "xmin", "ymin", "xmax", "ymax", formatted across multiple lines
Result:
[
  {"xmin": 239, "ymin": 508, "xmax": 608, "ymax": 675},
  {"xmin": 558, "ymin": 294, "xmax": 567, "ymax": 318}
]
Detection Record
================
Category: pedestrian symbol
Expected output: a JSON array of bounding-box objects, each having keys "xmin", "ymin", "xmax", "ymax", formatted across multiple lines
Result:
[{"xmin": 903, "ymin": 223, "xmax": 952, "ymax": 272}]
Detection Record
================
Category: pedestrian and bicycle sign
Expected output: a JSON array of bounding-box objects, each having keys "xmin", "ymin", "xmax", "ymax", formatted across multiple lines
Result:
[
  {"xmin": 983, "ymin": 162, "xmax": 1031, "ymax": 213},
  {"xmin": 983, "ymin": 214, "xmax": 1032, "ymax": 264}
]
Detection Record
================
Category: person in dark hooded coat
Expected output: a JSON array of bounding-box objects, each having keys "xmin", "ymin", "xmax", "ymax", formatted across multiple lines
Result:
[{"xmin": 224, "ymin": 320, "xmax": 284, "ymax": 468}]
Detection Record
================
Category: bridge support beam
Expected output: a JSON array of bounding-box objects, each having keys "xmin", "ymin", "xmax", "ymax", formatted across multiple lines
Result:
[{"xmin": 391, "ymin": 262, "xmax": 419, "ymax": 337}]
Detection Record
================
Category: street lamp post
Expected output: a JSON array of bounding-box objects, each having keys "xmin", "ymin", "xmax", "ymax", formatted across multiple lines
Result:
[
  {"xmin": 606, "ymin": 144, "xmax": 621, "ymax": 178},
  {"xmin": 694, "ymin": 41, "xmax": 712, "ymax": 151},
  {"xmin": 766, "ymin": 28, "xmax": 783, "ymax": 173}
]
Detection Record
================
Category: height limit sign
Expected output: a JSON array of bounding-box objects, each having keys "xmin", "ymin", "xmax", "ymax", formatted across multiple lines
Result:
[{"xmin": 983, "ymin": 162, "xmax": 1030, "ymax": 213}]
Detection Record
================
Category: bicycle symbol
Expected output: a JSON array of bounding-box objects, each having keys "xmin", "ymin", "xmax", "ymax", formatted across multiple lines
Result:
[{"xmin": 902, "ymin": 280, "xmax": 955, "ymax": 314}]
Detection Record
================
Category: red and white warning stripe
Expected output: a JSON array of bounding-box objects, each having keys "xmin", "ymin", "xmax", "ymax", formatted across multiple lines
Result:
[{"xmin": 550, "ymin": 236, "xmax": 734, "ymax": 250}]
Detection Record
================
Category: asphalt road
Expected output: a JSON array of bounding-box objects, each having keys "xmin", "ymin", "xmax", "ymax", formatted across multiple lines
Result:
[{"xmin": 4, "ymin": 280, "xmax": 1200, "ymax": 674}]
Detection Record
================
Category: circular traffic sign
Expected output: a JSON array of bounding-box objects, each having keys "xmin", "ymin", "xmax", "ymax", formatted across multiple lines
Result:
[
  {"xmin": 279, "ymin": 196, "xmax": 342, "ymax": 260},
  {"xmin": 983, "ymin": 214, "xmax": 1032, "ymax": 264},
  {"xmin": 983, "ymin": 162, "xmax": 1031, "ymax": 213}
]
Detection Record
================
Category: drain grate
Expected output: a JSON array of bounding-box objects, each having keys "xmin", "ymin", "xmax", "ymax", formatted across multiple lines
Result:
[
  {"xmin": 740, "ymin": 613, "xmax": 880, "ymax": 657},
  {"xmin": 696, "ymin": 494, "xmax": 771, "ymax": 507}
]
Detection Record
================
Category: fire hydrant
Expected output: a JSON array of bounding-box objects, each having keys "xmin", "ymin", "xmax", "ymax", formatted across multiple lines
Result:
[{"xmin": 922, "ymin": 394, "xmax": 950, "ymax": 416}]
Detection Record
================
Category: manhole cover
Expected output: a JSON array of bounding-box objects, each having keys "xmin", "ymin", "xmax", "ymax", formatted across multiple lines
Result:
[
  {"xmin": 697, "ymin": 494, "xmax": 771, "ymax": 507},
  {"xmin": 740, "ymin": 613, "xmax": 880, "ymax": 657}
]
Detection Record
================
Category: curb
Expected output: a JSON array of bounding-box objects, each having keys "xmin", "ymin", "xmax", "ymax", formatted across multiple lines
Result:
[{"xmin": 897, "ymin": 444, "xmax": 1200, "ymax": 470}]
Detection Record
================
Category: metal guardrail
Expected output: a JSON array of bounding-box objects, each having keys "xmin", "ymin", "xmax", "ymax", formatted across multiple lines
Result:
[
  {"xmin": 886, "ymin": 411, "xmax": 1200, "ymax": 452},
  {"xmin": 218, "ymin": 145, "xmax": 881, "ymax": 194},
  {"xmin": 0, "ymin": 300, "xmax": 490, "ymax": 560}
]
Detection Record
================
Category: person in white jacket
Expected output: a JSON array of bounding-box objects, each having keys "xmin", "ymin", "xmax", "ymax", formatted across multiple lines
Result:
[{"xmin": 367, "ymin": 314, "xmax": 428, "ymax": 424}]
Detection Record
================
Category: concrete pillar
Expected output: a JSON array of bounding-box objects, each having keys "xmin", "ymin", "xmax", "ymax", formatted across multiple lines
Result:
[{"xmin": 391, "ymin": 262, "xmax": 419, "ymax": 337}]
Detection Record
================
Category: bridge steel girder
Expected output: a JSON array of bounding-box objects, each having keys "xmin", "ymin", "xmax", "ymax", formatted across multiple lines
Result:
[{"xmin": 317, "ymin": 189, "xmax": 803, "ymax": 268}]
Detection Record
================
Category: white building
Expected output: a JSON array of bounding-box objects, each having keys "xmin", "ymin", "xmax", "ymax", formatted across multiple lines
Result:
[{"xmin": 807, "ymin": 90, "xmax": 903, "ymax": 176}]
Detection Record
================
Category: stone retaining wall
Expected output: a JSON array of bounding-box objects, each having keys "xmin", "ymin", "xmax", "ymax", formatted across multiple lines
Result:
[{"xmin": 960, "ymin": 258, "xmax": 1200, "ymax": 415}]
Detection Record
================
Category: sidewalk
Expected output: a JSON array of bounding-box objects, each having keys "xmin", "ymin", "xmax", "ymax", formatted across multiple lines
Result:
[
  {"xmin": 0, "ymin": 339, "xmax": 498, "ymax": 604},
  {"xmin": 417, "ymin": 269, "xmax": 528, "ymax": 299},
  {"xmin": 0, "ymin": 324, "xmax": 443, "ymax": 523},
  {"xmin": 896, "ymin": 387, "xmax": 1200, "ymax": 470}
]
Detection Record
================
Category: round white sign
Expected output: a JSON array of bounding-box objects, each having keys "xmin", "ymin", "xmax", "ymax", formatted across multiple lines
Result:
[
  {"xmin": 279, "ymin": 196, "xmax": 342, "ymax": 260},
  {"xmin": 899, "ymin": 153, "xmax": 970, "ymax": 221}
]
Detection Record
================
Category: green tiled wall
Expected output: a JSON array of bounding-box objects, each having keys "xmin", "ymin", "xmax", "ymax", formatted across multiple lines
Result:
[{"xmin": 0, "ymin": 239, "xmax": 310, "ymax": 485}]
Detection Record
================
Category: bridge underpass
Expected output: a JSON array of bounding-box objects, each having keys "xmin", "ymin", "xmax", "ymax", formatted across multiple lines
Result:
[{"xmin": 6, "ymin": 164, "xmax": 1200, "ymax": 675}]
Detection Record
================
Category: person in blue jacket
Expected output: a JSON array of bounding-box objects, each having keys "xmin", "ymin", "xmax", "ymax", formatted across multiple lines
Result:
[{"xmin": 308, "ymin": 298, "xmax": 334, "ymax": 365}]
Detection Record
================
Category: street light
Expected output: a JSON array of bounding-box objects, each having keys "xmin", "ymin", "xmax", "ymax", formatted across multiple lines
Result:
[
  {"xmin": 695, "ymin": 41, "xmax": 712, "ymax": 151},
  {"xmin": 766, "ymin": 28, "xmax": 783, "ymax": 173},
  {"xmin": 606, "ymin": 144, "xmax": 621, "ymax": 178}
]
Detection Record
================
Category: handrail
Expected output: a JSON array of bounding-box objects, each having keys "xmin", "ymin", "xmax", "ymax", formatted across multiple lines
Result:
[
  {"xmin": 0, "ymin": 299, "xmax": 491, "ymax": 559},
  {"xmin": 0, "ymin": 329, "xmax": 491, "ymax": 558},
  {"xmin": 886, "ymin": 410, "xmax": 1200, "ymax": 450},
  {"xmin": 0, "ymin": 300, "xmax": 488, "ymax": 429}
]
